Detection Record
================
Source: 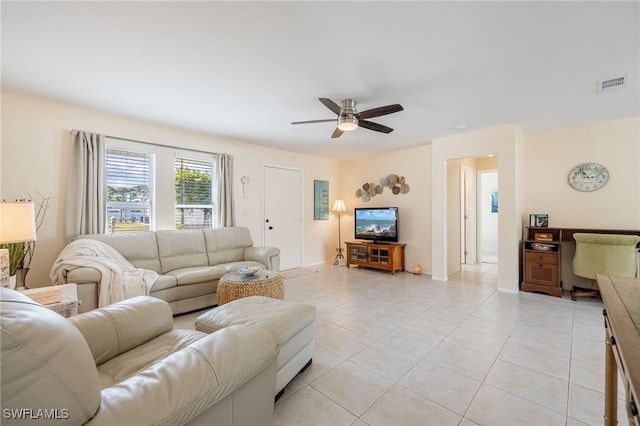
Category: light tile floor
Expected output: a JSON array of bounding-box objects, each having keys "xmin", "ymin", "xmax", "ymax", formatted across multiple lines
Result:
[{"xmin": 174, "ymin": 263, "xmax": 624, "ymax": 426}]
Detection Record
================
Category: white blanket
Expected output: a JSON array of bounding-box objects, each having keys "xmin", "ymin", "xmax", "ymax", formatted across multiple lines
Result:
[{"xmin": 50, "ymin": 239, "xmax": 158, "ymax": 307}]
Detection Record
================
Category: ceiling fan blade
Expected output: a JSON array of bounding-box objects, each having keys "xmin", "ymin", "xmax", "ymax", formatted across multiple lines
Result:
[
  {"xmin": 291, "ymin": 119, "xmax": 336, "ymax": 125},
  {"xmin": 358, "ymin": 120, "xmax": 394, "ymax": 134},
  {"xmin": 356, "ymin": 104, "xmax": 403, "ymax": 120},
  {"xmin": 331, "ymin": 128, "xmax": 344, "ymax": 138},
  {"xmin": 319, "ymin": 98, "xmax": 342, "ymax": 115}
]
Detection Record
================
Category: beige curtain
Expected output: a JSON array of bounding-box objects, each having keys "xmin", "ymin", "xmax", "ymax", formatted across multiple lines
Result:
[
  {"xmin": 65, "ymin": 130, "xmax": 106, "ymax": 242},
  {"xmin": 215, "ymin": 153, "xmax": 236, "ymax": 227}
]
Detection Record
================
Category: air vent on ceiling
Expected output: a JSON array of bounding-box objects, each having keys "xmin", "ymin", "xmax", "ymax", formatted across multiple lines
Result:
[{"xmin": 597, "ymin": 75, "xmax": 628, "ymax": 93}]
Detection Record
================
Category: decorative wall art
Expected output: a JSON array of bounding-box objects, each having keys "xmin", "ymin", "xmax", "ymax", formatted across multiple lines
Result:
[
  {"xmin": 240, "ymin": 176, "xmax": 250, "ymax": 198},
  {"xmin": 491, "ymin": 190, "xmax": 498, "ymax": 213},
  {"xmin": 355, "ymin": 174, "xmax": 410, "ymax": 202},
  {"xmin": 314, "ymin": 180, "xmax": 329, "ymax": 220}
]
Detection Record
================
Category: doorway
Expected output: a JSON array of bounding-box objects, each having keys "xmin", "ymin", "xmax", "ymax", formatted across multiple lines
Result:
[
  {"xmin": 450, "ymin": 157, "xmax": 499, "ymax": 275},
  {"xmin": 263, "ymin": 165, "xmax": 303, "ymax": 270}
]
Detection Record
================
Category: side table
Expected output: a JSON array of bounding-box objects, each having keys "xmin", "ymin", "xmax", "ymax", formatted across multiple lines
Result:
[
  {"xmin": 22, "ymin": 283, "xmax": 79, "ymax": 318},
  {"xmin": 217, "ymin": 271, "xmax": 284, "ymax": 305}
]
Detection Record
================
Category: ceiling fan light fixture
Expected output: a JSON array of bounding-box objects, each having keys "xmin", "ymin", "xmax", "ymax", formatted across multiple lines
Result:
[{"xmin": 338, "ymin": 114, "xmax": 358, "ymax": 131}]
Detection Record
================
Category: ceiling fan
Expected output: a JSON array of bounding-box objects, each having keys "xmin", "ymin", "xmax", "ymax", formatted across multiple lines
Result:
[{"xmin": 291, "ymin": 98, "xmax": 404, "ymax": 138}]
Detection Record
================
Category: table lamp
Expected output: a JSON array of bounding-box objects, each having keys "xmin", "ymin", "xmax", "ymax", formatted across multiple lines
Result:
[
  {"xmin": 332, "ymin": 199, "xmax": 347, "ymax": 265},
  {"xmin": 0, "ymin": 201, "xmax": 37, "ymax": 289}
]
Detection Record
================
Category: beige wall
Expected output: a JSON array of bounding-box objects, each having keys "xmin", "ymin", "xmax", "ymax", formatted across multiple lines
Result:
[
  {"xmin": 340, "ymin": 117, "xmax": 638, "ymax": 293},
  {"xmin": 524, "ymin": 117, "xmax": 640, "ymax": 229},
  {"xmin": 1, "ymin": 92, "xmax": 338, "ymax": 286},
  {"xmin": 432, "ymin": 125, "xmax": 524, "ymax": 294},
  {"xmin": 3, "ymin": 91, "xmax": 638, "ymax": 292},
  {"xmin": 338, "ymin": 145, "xmax": 432, "ymax": 273},
  {"xmin": 524, "ymin": 117, "xmax": 640, "ymax": 288}
]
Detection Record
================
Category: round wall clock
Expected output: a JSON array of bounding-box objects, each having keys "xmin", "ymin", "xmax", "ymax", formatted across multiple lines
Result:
[{"xmin": 568, "ymin": 162, "xmax": 609, "ymax": 192}]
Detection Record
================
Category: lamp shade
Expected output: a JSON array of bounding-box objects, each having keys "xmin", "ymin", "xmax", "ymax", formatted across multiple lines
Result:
[
  {"xmin": 337, "ymin": 115, "xmax": 358, "ymax": 132},
  {"xmin": 332, "ymin": 199, "xmax": 347, "ymax": 213},
  {"xmin": 0, "ymin": 201, "xmax": 37, "ymax": 244}
]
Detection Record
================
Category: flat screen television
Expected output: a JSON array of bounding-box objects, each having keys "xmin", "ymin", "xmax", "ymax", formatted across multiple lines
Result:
[{"xmin": 354, "ymin": 207, "xmax": 399, "ymax": 243}]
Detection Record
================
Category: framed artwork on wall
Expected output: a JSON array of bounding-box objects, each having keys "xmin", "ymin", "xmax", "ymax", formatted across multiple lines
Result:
[
  {"xmin": 314, "ymin": 180, "xmax": 329, "ymax": 220},
  {"xmin": 491, "ymin": 190, "xmax": 498, "ymax": 213}
]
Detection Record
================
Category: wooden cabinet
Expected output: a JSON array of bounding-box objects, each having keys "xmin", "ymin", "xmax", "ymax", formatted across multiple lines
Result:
[
  {"xmin": 345, "ymin": 241, "xmax": 406, "ymax": 275},
  {"xmin": 521, "ymin": 227, "xmax": 562, "ymax": 297}
]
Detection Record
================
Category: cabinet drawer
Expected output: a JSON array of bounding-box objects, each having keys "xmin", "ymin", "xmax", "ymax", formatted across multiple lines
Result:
[
  {"xmin": 525, "ymin": 263, "xmax": 559, "ymax": 287},
  {"xmin": 525, "ymin": 251, "xmax": 558, "ymax": 265}
]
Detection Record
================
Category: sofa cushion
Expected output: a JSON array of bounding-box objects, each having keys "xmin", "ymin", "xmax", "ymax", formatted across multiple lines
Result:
[
  {"xmin": 69, "ymin": 296, "xmax": 174, "ymax": 365},
  {"xmin": 157, "ymin": 229, "xmax": 208, "ymax": 273},
  {"xmin": 90, "ymin": 324, "xmax": 278, "ymax": 425},
  {"xmin": 204, "ymin": 227, "xmax": 253, "ymax": 265},
  {"xmin": 151, "ymin": 274, "xmax": 177, "ymax": 291},
  {"xmin": 76, "ymin": 231, "xmax": 162, "ymax": 272},
  {"xmin": 166, "ymin": 265, "xmax": 227, "ymax": 285},
  {"xmin": 0, "ymin": 288, "xmax": 101, "ymax": 424},
  {"xmin": 96, "ymin": 329, "xmax": 205, "ymax": 388}
]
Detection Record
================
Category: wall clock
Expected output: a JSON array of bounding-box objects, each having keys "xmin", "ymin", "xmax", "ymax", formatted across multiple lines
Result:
[{"xmin": 568, "ymin": 162, "xmax": 609, "ymax": 192}]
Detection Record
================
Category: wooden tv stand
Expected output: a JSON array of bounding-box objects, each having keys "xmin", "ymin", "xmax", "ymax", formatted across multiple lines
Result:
[{"xmin": 345, "ymin": 241, "xmax": 406, "ymax": 275}]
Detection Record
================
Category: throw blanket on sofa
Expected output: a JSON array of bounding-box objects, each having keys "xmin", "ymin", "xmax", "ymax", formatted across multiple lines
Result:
[{"xmin": 50, "ymin": 239, "xmax": 158, "ymax": 307}]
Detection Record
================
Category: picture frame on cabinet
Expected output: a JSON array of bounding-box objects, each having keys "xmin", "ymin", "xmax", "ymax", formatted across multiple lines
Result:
[{"xmin": 529, "ymin": 214, "xmax": 549, "ymax": 227}]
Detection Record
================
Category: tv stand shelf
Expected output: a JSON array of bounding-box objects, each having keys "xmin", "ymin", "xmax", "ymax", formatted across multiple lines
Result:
[{"xmin": 345, "ymin": 241, "xmax": 406, "ymax": 275}]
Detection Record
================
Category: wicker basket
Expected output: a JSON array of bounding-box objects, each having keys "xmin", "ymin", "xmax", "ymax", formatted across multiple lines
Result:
[{"xmin": 217, "ymin": 274, "xmax": 284, "ymax": 305}]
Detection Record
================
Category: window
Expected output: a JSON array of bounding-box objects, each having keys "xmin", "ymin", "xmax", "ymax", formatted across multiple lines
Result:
[
  {"xmin": 106, "ymin": 148, "xmax": 154, "ymax": 233},
  {"xmin": 174, "ymin": 156, "xmax": 215, "ymax": 229}
]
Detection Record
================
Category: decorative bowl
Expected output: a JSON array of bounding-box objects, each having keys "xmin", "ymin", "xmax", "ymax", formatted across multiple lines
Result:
[{"xmin": 237, "ymin": 265, "xmax": 261, "ymax": 276}]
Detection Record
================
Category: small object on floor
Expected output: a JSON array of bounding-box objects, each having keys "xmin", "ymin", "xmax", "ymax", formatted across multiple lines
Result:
[
  {"xmin": 570, "ymin": 286, "xmax": 600, "ymax": 301},
  {"xmin": 413, "ymin": 264, "xmax": 422, "ymax": 275}
]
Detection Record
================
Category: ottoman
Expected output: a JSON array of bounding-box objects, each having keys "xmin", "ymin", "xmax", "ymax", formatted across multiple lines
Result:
[{"xmin": 195, "ymin": 296, "xmax": 317, "ymax": 399}]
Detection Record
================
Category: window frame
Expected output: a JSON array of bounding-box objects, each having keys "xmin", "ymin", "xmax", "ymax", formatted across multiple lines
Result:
[
  {"xmin": 105, "ymin": 141, "xmax": 156, "ymax": 234},
  {"xmin": 174, "ymin": 152, "xmax": 216, "ymax": 230}
]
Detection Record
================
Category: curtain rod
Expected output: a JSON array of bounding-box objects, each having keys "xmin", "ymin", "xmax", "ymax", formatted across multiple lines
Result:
[
  {"xmin": 105, "ymin": 134, "xmax": 217, "ymax": 156},
  {"xmin": 70, "ymin": 130, "xmax": 218, "ymax": 156}
]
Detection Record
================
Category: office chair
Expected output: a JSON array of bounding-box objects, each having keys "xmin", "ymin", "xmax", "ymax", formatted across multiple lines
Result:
[{"xmin": 570, "ymin": 233, "xmax": 640, "ymax": 301}]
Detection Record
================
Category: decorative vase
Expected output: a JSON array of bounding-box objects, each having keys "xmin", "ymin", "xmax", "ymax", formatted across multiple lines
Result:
[{"xmin": 14, "ymin": 268, "xmax": 29, "ymax": 290}]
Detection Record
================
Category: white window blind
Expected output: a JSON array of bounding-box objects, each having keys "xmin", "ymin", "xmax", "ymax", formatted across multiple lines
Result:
[
  {"xmin": 106, "ymin": 148, "xmax": 153, "ymax": 233},
  {"xmin": 174, "ymin": 156, "xmax": 214, "ymax": 229}
]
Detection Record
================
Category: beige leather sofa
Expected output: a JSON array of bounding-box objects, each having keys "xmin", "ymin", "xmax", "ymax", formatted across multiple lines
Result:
[
  {"xmin": 0, "ymin": 288, "xmax": 278, "ymax": 426},
  {"xmin": 60, "ymin": 227, "xmax": 279, "ymax": 314}
]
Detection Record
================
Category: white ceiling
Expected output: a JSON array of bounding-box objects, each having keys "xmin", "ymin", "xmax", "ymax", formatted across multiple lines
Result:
[{"xmin": 2, "ymin": 1, "xmax": 638, "ymax": 160}]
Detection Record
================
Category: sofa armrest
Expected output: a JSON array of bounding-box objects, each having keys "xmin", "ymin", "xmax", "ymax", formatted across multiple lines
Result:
[
  {"xmin": 69, "ymin": 296, "xmax": 174, "ymax": 365},
  {"xmin": 244, "ymin": 246, "xmax": 280, "ymax": 271},
  {"xmin": 86, "ymin": 325, "xmax": 278, "ymax": 426},
  {"xmin": 66, "ymin": 266, "xmax": 101, "ymax": 283},
  {"xmin": 64, "ymin": 267, "xmax": 102, "ymax": 313}
]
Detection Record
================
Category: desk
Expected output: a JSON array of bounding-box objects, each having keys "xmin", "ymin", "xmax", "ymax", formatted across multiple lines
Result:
[
  {"xmin": 521, "ymin": 227, "xmax": 640, "ymax": 297},
  {"xmin": 598, "ymin": 274, "xmax": 640, "ymax": 426}
]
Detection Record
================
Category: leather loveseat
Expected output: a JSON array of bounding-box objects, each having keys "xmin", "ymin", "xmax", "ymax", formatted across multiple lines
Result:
[
  {"xmin": 0, "ymin": 288, "xmax": 278, "ymax": 426},
  {"xmin": 55, "ymin": 227, "xmax": 279, "ymax": 314}
]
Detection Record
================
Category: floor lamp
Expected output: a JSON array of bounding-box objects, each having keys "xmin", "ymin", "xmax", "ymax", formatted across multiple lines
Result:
[{"xmin": 332, "ymin": 199, "xmax": 347, "ymax": 265}]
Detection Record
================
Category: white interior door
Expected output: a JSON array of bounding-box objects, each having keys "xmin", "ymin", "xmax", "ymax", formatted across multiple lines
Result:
[{"xmin": 263, "ymin": 165, "xmax": 303, "ymax": 270}]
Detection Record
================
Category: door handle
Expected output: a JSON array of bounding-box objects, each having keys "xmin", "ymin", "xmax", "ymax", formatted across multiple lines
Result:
[{"xmin": 268, "ymin": 226, "xmax": 273, "ymax": 230}]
